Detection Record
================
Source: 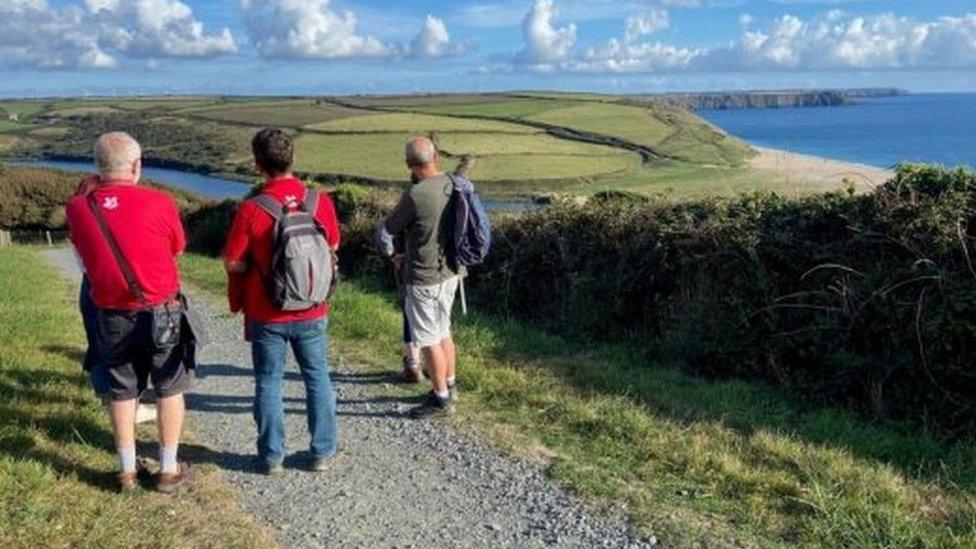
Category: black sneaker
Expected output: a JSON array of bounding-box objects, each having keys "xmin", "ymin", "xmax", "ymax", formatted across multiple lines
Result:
[{"xmin": 409, "ymin": 391, "xmax": 453, "ymax": 419}]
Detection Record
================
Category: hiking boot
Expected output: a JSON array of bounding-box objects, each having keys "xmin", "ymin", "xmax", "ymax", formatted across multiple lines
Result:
[
  {"xmin": 261, "ymin": 462, "xmax": 285, "ymax": 476},
  {"xmin": 309, "ymin": 455, "xmax": 334, "ymax": 472},
  {"xmin": 409, "ymin": 391, "xmax": 453, "ymax": 420},
  {"xmin": 118, "ymin": 471, "xmax": 139, "ymax": 493},
  {"xmin": 156, "ymin": 462, "xmax": 194, "ymax": 494},
  {"xmin": 399, "ymin": 365, "xmax": 422, "ymax": 384},
  {"xmin": 117, "ymin": 459, "xmax": 153, "ymax": 493}
]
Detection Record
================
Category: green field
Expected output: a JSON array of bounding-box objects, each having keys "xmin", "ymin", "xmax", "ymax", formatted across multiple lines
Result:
[
  {"xmin": 182, "ymin": 100, "xmax": 363, "ymax": 127},
  {"xmin": 0, "ymin": 92, "xmax": 878, "ymax": 199},
  {"xmin": 308, "ymin": 111, "xmax": 538, "ymax": 134}
]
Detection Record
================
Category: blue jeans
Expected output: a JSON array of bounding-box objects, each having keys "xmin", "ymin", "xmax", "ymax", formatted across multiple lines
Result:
[
  {"xmin": 80, "ymin": 277, "xmax": 111, "ymax": 396},
  {"xmin": 250, "ymin": 319, "xmax": 338, "ymax": 465}
]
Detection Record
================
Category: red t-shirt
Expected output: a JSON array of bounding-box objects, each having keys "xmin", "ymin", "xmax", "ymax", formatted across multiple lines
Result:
[
  {"xmin": 223, "ymin": 176, "xmax": 341, "ymax": 324},
  {"xmin": 67, "ymin": 182, "xmax": 185, "ymax": 311}
]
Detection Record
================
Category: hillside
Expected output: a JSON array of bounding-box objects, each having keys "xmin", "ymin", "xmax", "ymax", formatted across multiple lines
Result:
[
  {"xmin": 0, "ymin": 93, "xmax": 748, "ymax": 195},
  {"xmin": 0, "ymin": 92, "xmax": 867, "ymax": 199}
]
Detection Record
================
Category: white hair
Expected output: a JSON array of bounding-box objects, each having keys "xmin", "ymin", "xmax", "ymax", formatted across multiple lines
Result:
[
  {"xmin": 93, "ymin": 132, "xmax": 141, "ymax": 177},
  {"xmin": 405, "ymin": 136, "xmax": 437, "ymax": 166}
]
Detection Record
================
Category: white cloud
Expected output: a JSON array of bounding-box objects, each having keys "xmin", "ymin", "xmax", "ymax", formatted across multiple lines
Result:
[
  {"xmin": 0, "ymin": 0, "xmax": 234, "ymax": 70},
  {"xmin": 502, "ymin": 3, "xmax": 976, "ymax": 75},
  {"xmin": 239, "ymin": 0, "xmax": 391, "ymax": 59},
  {"xmin": 408, "ymin": 14, "xmax": 471, "ymax": 59},
  {"xmin": 738, "ymin": 13, "xmax": 754, "ymax": 28},
  {"xmin": 86, "ymin": 0, "xmax": 236, "ymax": 58},
  {"xmin": 517, "ymin": 0, "xmax": 577, "ymax": 68},
  {"xmin": 719, "ymin": 11, "xmax": 976, "ymax": 70},
  {"xmin": 625, "ymin": 9, "xmax": 669, "ymax": 42},
  {"xmin": 240, "ymin": 1, "xmax": 465, "ymax": 61}
]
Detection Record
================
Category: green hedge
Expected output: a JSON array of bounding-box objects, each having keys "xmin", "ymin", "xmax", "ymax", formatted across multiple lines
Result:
[
  {"xmin": 475, "ymin": 165, "xmax": 976, "ymax": 432},
  {"xmin": 176, "ymin": 166, "xmax": 976, "ymax": 433}
]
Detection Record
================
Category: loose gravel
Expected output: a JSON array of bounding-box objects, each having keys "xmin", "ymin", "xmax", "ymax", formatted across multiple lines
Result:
[{"xmin": 43, "ymin": 248, "xmax": 653, "ymax": 548}]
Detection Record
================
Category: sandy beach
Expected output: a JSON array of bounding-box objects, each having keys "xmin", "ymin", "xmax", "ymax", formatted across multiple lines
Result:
[{"xmin": 750, "ymin": 146, "xmax": 895, "ymax": 190}]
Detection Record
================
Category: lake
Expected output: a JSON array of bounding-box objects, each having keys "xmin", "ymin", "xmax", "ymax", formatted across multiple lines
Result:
[
  {"xmin": 699, "ymin": 93, "xmax": 976, "ymax": 169},
  {"xmin": 12, "ymin": 159, "xmax": 252, "ymax": 200}
]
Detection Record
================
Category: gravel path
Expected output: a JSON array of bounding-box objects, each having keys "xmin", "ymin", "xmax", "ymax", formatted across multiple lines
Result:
[{"xmin": 43, "ymin": 248, "xmax": 652, "ymax": 548}]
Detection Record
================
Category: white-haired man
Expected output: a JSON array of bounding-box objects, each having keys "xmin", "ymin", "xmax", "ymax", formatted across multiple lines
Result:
[
  {"xmin": 66, "ymin": 132, "xmax": 193, "ymax": 493},
  {"xmin": 380, "ymin": 136, "xmax": 462, "ymax": 418}
]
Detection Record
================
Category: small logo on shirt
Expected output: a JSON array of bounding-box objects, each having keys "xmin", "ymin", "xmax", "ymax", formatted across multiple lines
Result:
[
  {"xmin": 102, "ymin": 196, "xmax": 119, "ymax": 210},
  {"xmin": 284, "ymin": 195, "xmax": 298, "ymax": 206}
]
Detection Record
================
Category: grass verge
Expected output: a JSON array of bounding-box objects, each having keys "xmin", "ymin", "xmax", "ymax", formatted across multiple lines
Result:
[
  {"xmin": 0, "ymin": 247, "xmax": 275, "ymax": 548},
  {"xmin": 179, "ymin": 253, "xmax": 976, "ymax": 547}
]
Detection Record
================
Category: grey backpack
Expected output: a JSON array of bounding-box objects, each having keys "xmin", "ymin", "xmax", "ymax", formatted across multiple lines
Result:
[{"xmin": 251, "ymin": 190, "xmax": 337, "ymax": 311}]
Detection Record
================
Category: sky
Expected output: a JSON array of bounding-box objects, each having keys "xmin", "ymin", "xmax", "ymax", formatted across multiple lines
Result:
[{"xmin": 1, "ymin": 0, "xmax": 975, "ymax": 97}]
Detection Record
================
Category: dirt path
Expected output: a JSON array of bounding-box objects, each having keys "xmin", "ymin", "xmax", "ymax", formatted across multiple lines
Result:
[{"xmin": 42, "ymin": 248, "xmax": 651, "ymax": 548}]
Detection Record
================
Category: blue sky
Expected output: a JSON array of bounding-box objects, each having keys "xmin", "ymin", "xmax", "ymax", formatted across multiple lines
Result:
[{"xmin": 1, "ymin": 0, "xmax": 974, "ymax": 97}]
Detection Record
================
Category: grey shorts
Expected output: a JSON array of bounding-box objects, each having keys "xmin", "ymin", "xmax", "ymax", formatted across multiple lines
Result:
[
  {"xmin": 404, "ymin": 277, "xmax": 459, "ymax": 348},
  {"xmin": 96, "ymin": 308, "xmax": 192, "ymax": 401}
]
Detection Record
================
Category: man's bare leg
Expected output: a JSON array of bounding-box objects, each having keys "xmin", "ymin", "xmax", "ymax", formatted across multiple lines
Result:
[
  {"xmin": 110, "ymin": 398, "xmax": 138, "ymax": 474},
  {"xmin": 424, "ymin": 343, "xmax": 449, "ymax": 396},
  {"xmin": 156, "ymin": 394, "xmax": 185, "ymax": 474},
  {"xmin": 442, "ymin": 335, "xmax": 456, "ymax": 382}
]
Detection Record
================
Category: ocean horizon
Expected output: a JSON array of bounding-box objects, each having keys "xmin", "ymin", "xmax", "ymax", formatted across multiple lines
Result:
[{"xmin": 699, "ymin": 92, "xmax": 976, "ymax": 170}]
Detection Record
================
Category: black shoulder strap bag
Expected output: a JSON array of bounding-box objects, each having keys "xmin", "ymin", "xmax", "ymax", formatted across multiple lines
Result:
[{"xmin": 86, "ymin": 194, "xmax": 207, "ymax": 367}]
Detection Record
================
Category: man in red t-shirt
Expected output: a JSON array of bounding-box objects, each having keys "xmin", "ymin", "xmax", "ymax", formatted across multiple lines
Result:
[
  {"xmin": 223, "ymin": 129, "xmax": 341, "ymax": 475},
  {"xmin": 66, "ymin": 132, "xmax": 193, "ymax": 493}
]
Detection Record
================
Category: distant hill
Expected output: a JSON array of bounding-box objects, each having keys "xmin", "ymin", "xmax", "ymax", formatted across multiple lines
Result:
[{"xmin": 647, "ymin": 88, "xmax": 908, "ymax": 110}]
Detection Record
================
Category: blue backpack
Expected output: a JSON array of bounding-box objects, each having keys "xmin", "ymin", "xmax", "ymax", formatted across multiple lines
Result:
[{"xmin": 446, "ymin": 174, "xmax": 491, "ymax": 270}]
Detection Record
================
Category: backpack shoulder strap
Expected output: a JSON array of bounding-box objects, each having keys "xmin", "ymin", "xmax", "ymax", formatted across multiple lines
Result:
[
  {"xmin": 86, "ymin": 194, "xmax": 149, "ymax": 307},
  {"xmin": 250, "ymin": 194, "xmax": 285, "ymax": 221},
  {"xmin": 302, "ymin": 189, "xmax": 319, "ymax": 215}
]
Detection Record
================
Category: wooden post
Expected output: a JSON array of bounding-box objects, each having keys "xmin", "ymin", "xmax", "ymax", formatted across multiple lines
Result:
[{"xmin": 45, "ymin": 231, "xmax": 53, "ymax": 247}]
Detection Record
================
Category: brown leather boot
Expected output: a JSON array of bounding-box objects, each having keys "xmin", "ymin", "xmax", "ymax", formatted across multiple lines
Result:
[
  {"xmin": 156, "ymin": 462, "xmax": 195, "ymax": 494},
  {"xmin": 118, "ymin": 471, "xmax": 139, "ymax": 493}
]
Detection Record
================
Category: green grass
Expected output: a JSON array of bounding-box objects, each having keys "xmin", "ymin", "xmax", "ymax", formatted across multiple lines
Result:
[
  {"xmin": 294, "ymin": 132, "xmax": 638, "ymax": 182},
  {"xmin": 0, "ymin": 101, "xmax": 47, "ymax": 120},
  {"xmin": 0, "ymin": 247, "xmax": 275, "ymax": 548},
  {"xmin": 435, "ymin": 133, "xmax": 628, "ymax": 157},
  {"xmin": 178, "ymin": 253, "xmax": 976, "ymax": 548},
  {"xmin": 307, "ymin": 112, "xmax": 537, "ymax": 134},
  {"xmin": 182, "ymin": 100, "xmax": 364, "ymax": 127},
  {"xmin": 0, "ymin": 120, "xmax": 23, "ymax": 133},
  {"xmin": 419, "ymin": 98, "xmax": 578, "ymax": 119},
  {"xmin": 527, "ymin": 103, "xmax": 676, "ymax": 146}
]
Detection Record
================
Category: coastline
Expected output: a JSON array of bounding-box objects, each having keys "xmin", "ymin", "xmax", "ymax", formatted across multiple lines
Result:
[{"xmin": 750, "ymin": 146, "xmax": 895, "ymax": 190}]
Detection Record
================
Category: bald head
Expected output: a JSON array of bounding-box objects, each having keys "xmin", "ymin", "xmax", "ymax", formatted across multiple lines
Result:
[
  {"xmin": 94, "ymin": 132, "xmax": 141, "ymax": 181},
  {"xmin": 405, "ymin": 136, "xmax": 437, "ymax": 168}
]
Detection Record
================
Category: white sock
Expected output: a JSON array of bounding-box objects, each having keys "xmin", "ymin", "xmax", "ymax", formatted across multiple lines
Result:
[
  {"xmin": 159, "ymin": 445, "xmax": 179, "ymax": 474},
  {"xmin": 434, "ymin": 389, "xmax": 450, "ymax": 399},
  {"xmin": 117, "ymin": 445, "xmax": 136, "ymax": 473},
  {"xmin": 446, "ymin": 376, "xmax": 456, "ymax": 387}
]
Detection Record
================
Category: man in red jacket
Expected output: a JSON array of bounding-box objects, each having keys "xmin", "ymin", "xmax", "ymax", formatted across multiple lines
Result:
[
  {"xmin": 66, "ymin": 132, "xmax": 193, "ymax": 493},
  {"xmin": 223, "ymin": 129, "xmax": 341, "ymax": 475}
]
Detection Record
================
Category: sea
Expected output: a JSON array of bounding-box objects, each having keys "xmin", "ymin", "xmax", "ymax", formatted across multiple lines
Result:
[{"xmin": 698, "ymin": 93, "xmax": 976, "ymax": 170}]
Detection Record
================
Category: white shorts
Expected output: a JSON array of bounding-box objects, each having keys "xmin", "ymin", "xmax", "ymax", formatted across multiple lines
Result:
[{"xmin": 404, "ymin": 276, "xmax": 459, "ymax": 348}]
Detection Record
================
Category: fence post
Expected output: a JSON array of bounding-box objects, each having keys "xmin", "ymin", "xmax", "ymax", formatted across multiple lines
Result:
[{"xmin": 45, "ymin": 231, "xmax": 53, "ymax": 247}]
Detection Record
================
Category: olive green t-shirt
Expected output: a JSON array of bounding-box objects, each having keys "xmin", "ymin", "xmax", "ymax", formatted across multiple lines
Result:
[{"xmin": 384, "ymin": 174, "xmax": 460, "ymax": 286}]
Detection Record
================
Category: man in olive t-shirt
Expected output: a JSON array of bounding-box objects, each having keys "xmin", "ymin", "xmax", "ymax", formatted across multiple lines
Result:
[{"xmin": 382, "ymin": 136, "xmax": 461, "ymax": 418}]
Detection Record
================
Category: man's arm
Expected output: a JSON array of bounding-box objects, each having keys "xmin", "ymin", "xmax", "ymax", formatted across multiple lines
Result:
[
  {"xmin": 383, "ymin": 191, "xmax": 415, "ymax": 240},
  {"xmin": 223, "ymin": 202, "xmax": 253, "ymax": 274},
  {"xmin": 315, "ymin": 191, "xmax": 341, "ymax": 251},
  {"xmin": 166, "ymin": 198, "xmax": 186, "ymax": 258}
]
